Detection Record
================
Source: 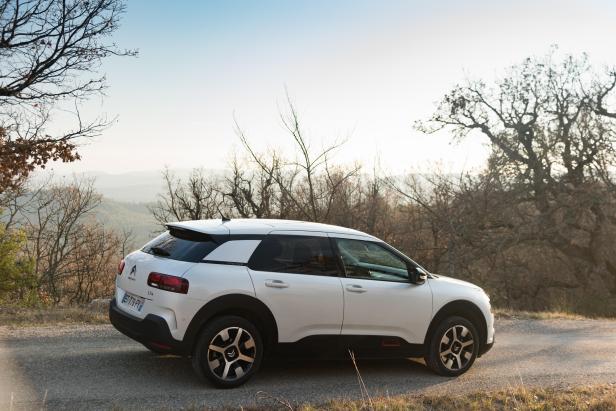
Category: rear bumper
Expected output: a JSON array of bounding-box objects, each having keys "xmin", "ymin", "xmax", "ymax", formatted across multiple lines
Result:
[{"xmin": 109, "ymin": 298, "xmax": 185, "ymax": 354}]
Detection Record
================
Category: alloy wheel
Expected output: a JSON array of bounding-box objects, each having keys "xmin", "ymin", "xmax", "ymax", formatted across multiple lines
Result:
[
  {"xmin": 439, "ymin": 324, "xmax": 474, "ymax": 371},
  {"xmin": 207, "ymin": 327, "xmax": 256, "ymax": 381}
]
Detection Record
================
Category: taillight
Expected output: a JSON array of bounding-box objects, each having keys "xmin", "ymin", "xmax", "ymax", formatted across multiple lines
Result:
[
  {"xmin": 118, "ymin": 259, "xmax": 125, "ymax": 275},
  {"xmin": 147, "ymin": 272, "xmax": 189, "ymax": 294}
]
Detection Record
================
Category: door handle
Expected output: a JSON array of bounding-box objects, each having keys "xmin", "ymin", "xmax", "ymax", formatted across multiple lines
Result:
[
  {"xmin": 265, "ymin": 279, "xmax": 289, "ymax": 289},
  {"xmin": 346, "ymin": 284, "xmax": 367, "ymax": 293}
]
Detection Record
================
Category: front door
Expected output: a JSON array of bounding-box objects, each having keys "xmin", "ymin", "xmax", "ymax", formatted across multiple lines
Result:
[{"xmin": 333, "ymin": 237, "xmax": 433, "ymax": 344}]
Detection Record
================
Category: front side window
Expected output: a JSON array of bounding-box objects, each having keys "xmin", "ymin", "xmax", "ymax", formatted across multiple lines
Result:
[
  {"xmin": 335, "ymin": 238, "xmax": 409, "ymax": 282},
  {"xmin": 142, "ymin": 229, "xmax": 218, "ymax": 262},
  {"xmin": 248, "ymin": 235, "xmax": 339, "ymax": 276}
]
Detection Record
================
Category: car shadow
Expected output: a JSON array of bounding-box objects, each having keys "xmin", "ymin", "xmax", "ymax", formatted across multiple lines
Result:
[{"xmin": 4, "ymin": 335, "xmax": 453, "ymax": 410}]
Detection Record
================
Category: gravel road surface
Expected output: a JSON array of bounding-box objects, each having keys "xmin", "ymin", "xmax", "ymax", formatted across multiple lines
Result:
[{"xmin": 1, "ymin": 318, "xmax": 615, "ymax": 410}]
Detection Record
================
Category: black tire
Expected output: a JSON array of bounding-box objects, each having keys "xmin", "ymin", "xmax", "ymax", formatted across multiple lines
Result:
[
  {"xmin": 424, "ymin": 316, "xmax": 479, "ymax": 377},
  {"xmin": 192, "ymin": 315, "xmax": 263, "ymax": 388}
]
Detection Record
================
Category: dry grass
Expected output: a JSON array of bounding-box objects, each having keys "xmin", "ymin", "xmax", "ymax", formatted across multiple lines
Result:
[
  {"xmin": 1, "ymin": 304, "xmax": 611, "ymax": 328},
  {"xmin": 244, "ymin": 384, "xmax": 616, "ymax": 411},
  {"xmin": 0, "ymin": 304, "xmax": 108, "ymax": 326},
  {"xmin": 493, "ymin": 308, "xmax": 602, "ymax": 320}
]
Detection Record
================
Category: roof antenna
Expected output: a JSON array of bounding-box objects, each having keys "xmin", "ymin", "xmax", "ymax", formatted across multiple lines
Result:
[{"xmin": 220, "ymin": 212, "xmax": 231, "ymax": 223}]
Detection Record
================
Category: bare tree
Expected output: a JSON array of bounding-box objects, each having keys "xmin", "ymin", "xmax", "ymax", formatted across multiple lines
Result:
[
  {"xmin": 149, "ymin": 168, "xmax": 225, "ymax": 227},
  {"xmin": 119, "ymin": 226, "xmax": 134, "ymax": 257},
  {"xmin": 235, "ymin": 94, "xmax": 355, "ymax": 222},
  {"xmin": 1, "ymin": 176, "xmax": 132, "ymax": 304},
  {"xmin": 0, "ymin": 0, "xmax": 135, "ymax": 193},
  {"xmin": 65, "ymin": 221, "xmax": 120, "ymax": 304},
  {"xmin": 222, "ymin": 155, "xmax": 279, "ymax": 218},
  {"xmin": 417, "ymin": 49, "xmax": 616, "ymax": 205},
  {"xmin": 0, "ymin": 174, "xmax": 47, "ymax": 231},
  {"xmin": 22, "ymin": 178, "xmax": 101, "ymax": 302},
  {"xmin": 414, "ymin": 50, "xmax": 616, "ymax": 313}
]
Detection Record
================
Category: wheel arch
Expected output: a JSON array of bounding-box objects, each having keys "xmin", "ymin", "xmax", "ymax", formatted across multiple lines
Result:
[
  {"xmin": 183, "ymin": 294, "xmax": 279, "ymax": 354},
  {"xmin": 424, "ymin": 299, "xmax": 487, "ymax": 352}
]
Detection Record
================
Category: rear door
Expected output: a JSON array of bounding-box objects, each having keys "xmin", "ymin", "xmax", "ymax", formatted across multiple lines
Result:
[
  {"xmin": 116, "ymin": 228, "xmax": 218, "ymax": 317},
  {"xmin": 247, "ymin": 232, "xmax": 344, "ymax": 342}
]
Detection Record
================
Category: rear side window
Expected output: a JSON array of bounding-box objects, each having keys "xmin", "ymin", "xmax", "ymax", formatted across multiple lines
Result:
[
  {"xmin": 142, "ymin": 229, "xmax": 218, "ymax": 262},
  {"xmin": 248, "ymin": 235, "xmax": 339, "ymax": 276}
]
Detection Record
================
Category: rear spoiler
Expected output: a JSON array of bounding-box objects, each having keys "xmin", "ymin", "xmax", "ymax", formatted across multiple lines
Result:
[{"xmin": 166, "ymin": 225, "xmax": 217, "ymax": 242}]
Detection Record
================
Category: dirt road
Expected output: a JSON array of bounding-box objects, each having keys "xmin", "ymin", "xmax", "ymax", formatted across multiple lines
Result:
[{"xmin": 1, "ymin": 318, "xmax": 615, "ymax": 410}]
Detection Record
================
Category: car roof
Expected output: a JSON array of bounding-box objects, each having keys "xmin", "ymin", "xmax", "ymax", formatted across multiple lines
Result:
[{"xmin": 166, "ymin": 218, "xmax": 378, "ymax": 240}]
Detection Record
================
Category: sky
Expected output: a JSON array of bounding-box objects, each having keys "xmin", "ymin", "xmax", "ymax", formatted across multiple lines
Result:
[{"xmin": 47, "ymin": 0, "xmax": 616, "ymax": 177}]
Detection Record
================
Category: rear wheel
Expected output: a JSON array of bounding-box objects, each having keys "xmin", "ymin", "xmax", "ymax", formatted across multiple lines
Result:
[
  {"xmin": 424, "ymin": 316, "xmax": 479, "ymax": 376},
  {"xmin": 192, "ymin": 315, "xmax": 263, "ymax": 388}
]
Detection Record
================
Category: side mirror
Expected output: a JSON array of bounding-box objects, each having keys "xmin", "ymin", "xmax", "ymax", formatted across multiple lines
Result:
[{"xmin": 407, "ymin": 264, "xmax": 427, "ymax": 285}]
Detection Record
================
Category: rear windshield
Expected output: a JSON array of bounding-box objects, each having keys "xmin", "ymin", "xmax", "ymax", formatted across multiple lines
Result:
[{"xmin": 141, "ymin": 228, "xmax": 218, "ymax": 262}]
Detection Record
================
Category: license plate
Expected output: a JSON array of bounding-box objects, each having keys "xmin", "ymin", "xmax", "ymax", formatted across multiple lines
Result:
[{"xmin": 121, "ymin": 292, "xmax": 145, "ymax": 312}]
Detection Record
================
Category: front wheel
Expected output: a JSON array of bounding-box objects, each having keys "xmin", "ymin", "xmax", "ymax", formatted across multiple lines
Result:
[
  {"xmin": 424, "ymin": 316, "xmax": 479, "ymax": 376},
  {"xmin": 192, "ymin": 315, "xmax": 263, "ymax": 388}
]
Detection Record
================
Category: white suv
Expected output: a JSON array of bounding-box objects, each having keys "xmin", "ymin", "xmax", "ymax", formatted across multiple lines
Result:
[{"xmin": 110, "ymin": 219, "xmax": 494, "ymax": 387}]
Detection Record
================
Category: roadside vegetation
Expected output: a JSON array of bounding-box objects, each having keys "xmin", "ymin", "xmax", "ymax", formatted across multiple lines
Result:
[
  {"xmin": 2, "ymin": 303, "xmax": 611, "ymax": 327},
  {"xmin": 0, "ymin": 304, "xmax": 108, "ymax": 327},
  {"xmin": 294, "ymin": 384, "xmax": 616, "ymax": 411},
  {"xmin": 493, "ymin": 308, "xmax": 603, "ymax": 321},
  {"xmin": 151, "ymin": 385, "xmax": 616, "ymax": 410},
  {"xmin": 2, "ymin": 2, "xmax": 616, "ymax": 319},
  {"xmin": 4, "ymin": 49, "xmax": 616, "ymax": 319},
  {"xmin": 103, "ymin": 384, "xmax": 616, "ymax": 410}
]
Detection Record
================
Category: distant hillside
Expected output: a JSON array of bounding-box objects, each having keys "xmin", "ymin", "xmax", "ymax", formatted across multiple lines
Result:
[
  {"xmin": 2, "ymin": 193, "xmax": 160, "ymax": 249},
  {"xmin": 36, "ymin": 169, "xmax": 226, "ymax": 203},
  {"xmin": 94, "ymin": 199, "xmax": 160, "ymax": 247},
  {"xmin": 90, "ymin": 171, "xmax": 171, "ymax": 203}
]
